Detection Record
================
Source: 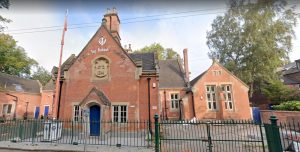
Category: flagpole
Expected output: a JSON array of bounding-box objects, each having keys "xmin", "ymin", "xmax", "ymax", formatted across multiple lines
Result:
[{"xmin": 53, "ymin": 9, "xmax": 68, "ymax": 119}]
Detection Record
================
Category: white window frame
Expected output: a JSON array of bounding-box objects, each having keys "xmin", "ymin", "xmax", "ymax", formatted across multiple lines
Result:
[
  {"xmin": 222, "ymin": 85, "xmax": 234, "ymax": 110},
  {"xmin": 2, "ymin": 104, "xmax": 12, "ymax": 115},
  {"xmin": 205, "ymin": 85, "xmax": 217, "ymax": 110},
  {"xmin": 170, "ymin": 93, "xmax": 180, "ymax": 111},
  {"xmin": 112, "ymin": 105, "xmax": 128, "ymax": 123},
  {"xmin": 73, "ymin": 105, "xmax": 82, "ymax": 122}
]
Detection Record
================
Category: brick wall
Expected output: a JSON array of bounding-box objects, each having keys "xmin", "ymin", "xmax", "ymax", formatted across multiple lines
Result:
[
  {"xmin": 0, "ymin": 91, "xmax": 41, "ymax": 119},
  {"xmin": 159, "ymin": 89, "xmax": 186, "ymax": 120},
  {"xmin": 260, "ymin": 110, "xmax": 300, "ymax": 124}
]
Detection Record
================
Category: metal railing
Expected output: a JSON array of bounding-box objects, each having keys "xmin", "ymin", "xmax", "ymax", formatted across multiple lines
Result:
[
  {"xmin": 279, "ymin": 119, "xmax": 300, "ymax": 151},
  {"xmin": 0, "ymin": 119, "xmax": 152, "ymax": 147},
  {"xmin": 157, "ymin": 118, "xmax": 266, "ymax": 152}
]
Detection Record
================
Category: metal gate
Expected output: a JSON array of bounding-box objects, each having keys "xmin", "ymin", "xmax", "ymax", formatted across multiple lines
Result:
[{"xmin": 158, "ymin": 120, "xmax": 266, "ymax": 152}]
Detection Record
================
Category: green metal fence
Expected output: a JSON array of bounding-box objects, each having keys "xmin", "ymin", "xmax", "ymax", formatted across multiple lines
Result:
[
  {"xmin": 0, "ymin": 119, "xmax": 151, "ymax": 147},
  {"xmin": 1, "ymin": 115, "xmax": 299, "ymax": 152},
  {"xmin": 156, "ymin": 117, "xmax": 266, "ymax": 152}
]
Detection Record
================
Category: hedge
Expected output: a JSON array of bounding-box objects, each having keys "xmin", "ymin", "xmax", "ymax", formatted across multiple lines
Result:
[{"xmin": 273, "ymin": 101, "xmax": 300, "ymax": 111}]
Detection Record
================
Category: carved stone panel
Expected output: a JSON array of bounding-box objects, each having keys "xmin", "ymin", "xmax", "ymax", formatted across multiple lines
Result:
[{"xmin": 91, "ymin": 56, "xmax": 110, "ymax": 81}]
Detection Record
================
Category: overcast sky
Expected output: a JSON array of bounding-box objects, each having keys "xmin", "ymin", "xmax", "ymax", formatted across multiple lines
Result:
[{"xmin": 1, "ymin": 0, "xmax": 299, "ymax": 79}]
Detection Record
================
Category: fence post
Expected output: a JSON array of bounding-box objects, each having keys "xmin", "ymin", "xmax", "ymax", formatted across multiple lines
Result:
[
  {"xmin": 265, "ymin": 116, "xmax": 282, "ymax": 152},
  {"xmin": 154, "ymin": 114, "xmax": 159, "ymax": 152},
  {"xmin": 18, "ymin": 121, "xmax": 24, "ymax": 140},
  {"xmin": 206, "ymin": 122, "xmax": 213, "ymax": 152}
]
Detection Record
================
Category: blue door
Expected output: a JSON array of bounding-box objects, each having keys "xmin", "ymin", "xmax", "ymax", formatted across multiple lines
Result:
[
  {"xmin": 34, "ymin": 107, "xmax": 40, "ymax": 119},
  {"xmin": 90, "ymin": 105, "xmax": 100, "ymax": 136},
  {"xmin": 44, "ymin": 106, "xmax": 49, "ymax": 117}
]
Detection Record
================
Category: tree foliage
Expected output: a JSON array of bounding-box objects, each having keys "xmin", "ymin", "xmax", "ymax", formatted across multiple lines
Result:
[
  {"xmin": 0, "ymin": 0, "xmax": 11, "ymax": 32},
  {"xmin": 273, "ymin": 101, "xmax": 300, "ymax": 111},
  {"xmin": 31, "ymin": 66, "xmax": 52, "ymax": 86},
  {"xmin": 134, "ymin": 43, "xmax": 179, "ymax": 60},
  {"xmin": 206, "ymin": 0, "xmax": 299, "ymax": 96},
  {"xmin": 0, "ymin": 34, "xmax": 37, "ymax": 77},
  {"xmin": 261, "ymin": 79, "xmax": 298, "ymax": 103}
]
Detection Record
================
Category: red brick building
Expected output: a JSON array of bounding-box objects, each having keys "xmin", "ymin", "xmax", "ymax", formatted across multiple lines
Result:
[
  {"xmin": 0, "ymin": 9, "xmax": 251, "ymax": 129},
  {"xmin": 188, "ymin": 60, "xmax": 251, "ymax": 120},
  {"xmin": 0, "ymin": 73, "xmax": 43, "ymax": 119}
]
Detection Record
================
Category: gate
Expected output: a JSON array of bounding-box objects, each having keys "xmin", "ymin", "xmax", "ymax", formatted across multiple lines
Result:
[{"xmin": 155, "ymin": 115, "xmax": 266, "ymax": 152}]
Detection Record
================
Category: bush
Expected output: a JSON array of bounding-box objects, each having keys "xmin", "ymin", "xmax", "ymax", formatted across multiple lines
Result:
[{"xmin": 273, "ymin": 101, "xmax": 300, "ymax": 111}]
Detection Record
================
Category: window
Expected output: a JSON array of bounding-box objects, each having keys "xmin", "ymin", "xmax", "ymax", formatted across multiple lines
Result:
[
  {"xmin": 206, "ymin": 85, "xmax": 217, "ymax": 110},
  {"xmin": 222, "ymin": 85, "xmax": 234, "ymax": 110},
  {"xmin": 113, "ymin": 105, "xmax": 127, "ymax": 123},
  {"xmin": 2, "ymin": 104, "xmax": 12, "ymax": 115},
  {"xmin": 170, "ymin": 93, "xmax": 179, "ymax": 110},
  {"xmin": 213, "ymin": 70, "xmax": 222, "ymax": 76},
  {"xmin": 73, "ymin": 105, "xmax": 82, "ymax": 122}
]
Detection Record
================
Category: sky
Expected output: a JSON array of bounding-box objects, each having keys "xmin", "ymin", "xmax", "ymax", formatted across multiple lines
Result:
[{"xmin": 0, "ymin": 0, "xmax": 299, "ymax": 79}]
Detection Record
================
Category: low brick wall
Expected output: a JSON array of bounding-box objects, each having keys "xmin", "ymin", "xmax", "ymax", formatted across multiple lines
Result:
[{"xmin": 260, "ymin": 110, "xmax": 300, "ymax": 124}]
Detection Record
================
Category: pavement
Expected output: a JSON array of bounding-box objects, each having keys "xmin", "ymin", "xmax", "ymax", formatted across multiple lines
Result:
[{"xmin": 0, "ymin": 141, "xmax": 154, "ymax": 152}]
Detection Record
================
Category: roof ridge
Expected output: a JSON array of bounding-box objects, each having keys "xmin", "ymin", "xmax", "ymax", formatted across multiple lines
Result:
[{"xmin": 0, "ymin": 72, "xmax": 36, "ymax": 82}]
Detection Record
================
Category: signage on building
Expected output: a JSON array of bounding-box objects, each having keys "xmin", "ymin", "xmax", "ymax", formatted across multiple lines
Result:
[{"xmin": 77, "ymin": 36, "xmax": 110, "ymax": 63}]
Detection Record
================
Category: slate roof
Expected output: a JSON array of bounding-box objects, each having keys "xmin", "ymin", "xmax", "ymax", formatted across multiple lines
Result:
[
  {"xmin": 129, "ymin": 53, "xmax": 156, "ymax": 71},
  {"xmin": 52, "ymin": 54, "xmax": 77, "ymax": 77},
  {"xmin": 0, "ymin": 72, "xmax": 41, "ymax": 93},
  {"xmin": 43, "ymin": 79, "xmax": 55, "ymax": 90},
  {"xmin": 282, "ymin": 76, "xmax": 299, "ymax": 84},
  {"xmin": 281, "ymin": 59, "xmax": 300, "ymax": 84},
  {"xmin": 190, "ymin": 71, "xmax": 207, "ymax": 87},
  {"xmin": 158, "ymin": 59, "xmax": 186, "ymax": 88}
]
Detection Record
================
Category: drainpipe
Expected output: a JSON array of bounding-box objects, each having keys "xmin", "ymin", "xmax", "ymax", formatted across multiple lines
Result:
[
  {"xmin": 191, "ymin": 91, "xmax": 196, "ymax": 118},
  {"xmin": 147, "ymin": 77, "xmax": 153, "ymax": 136},
  {"xmin": 164, "ymin": 90, "xmax": 168, "ymax": 120},
  {"xmin": 25, "ymin": 102, "xmax": 29, "ymax": 120},
  {"xmin": 57, "ymin": 80, "xmax": 63, "ymax": 119},
  {"xmin": 179, "ymin": 99, "xmax": 183, "ymax": 121}
]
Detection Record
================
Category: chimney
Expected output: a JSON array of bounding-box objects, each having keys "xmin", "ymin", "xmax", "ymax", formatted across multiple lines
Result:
[
  {"xmin": 128, "ymin": 44, "xmax": 132, "ymax": 53},
  {"xmin": 183, "ymin": 48, "xmax": 190, "ymax": 82},
  {"xmin": 296, "ymin": 59, "xmax": 300, "ymax": 70},
  {"xmin": 103, "ymin": 7, "xmax": 121, "ymax": 43}
]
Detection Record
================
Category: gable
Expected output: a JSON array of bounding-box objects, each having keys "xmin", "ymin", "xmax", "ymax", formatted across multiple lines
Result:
[
  {"xmin": 192, "ymin": 61, "xmax": 249, "ymax": 89},
  {"xmin": 69, "ymin": 24, "xmax": 136, "ymax": 71},
  {"xmin": 79, "ymin": 87, "xmax": 111, "ymax": 106}
]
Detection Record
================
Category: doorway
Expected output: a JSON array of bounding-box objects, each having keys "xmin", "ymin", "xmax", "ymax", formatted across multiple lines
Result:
[
  {"xmin": 89, "ymin": 105, "xmax": 100, "ymax": 136},
  {"xmin": 34, "ymin": 107, "xmax": 40, "ymax": 119}
]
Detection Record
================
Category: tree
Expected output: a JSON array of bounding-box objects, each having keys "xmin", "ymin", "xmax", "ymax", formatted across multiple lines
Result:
[
  {"xmin": 134, "ymin": 43, "xmax": 179, "ymax": 60},
  {"xmin": 31, "ymin": 66, "xmax": 52, "ymax": 86},
  {"xmin": 0, "ymin": 0, "xmax": 11, "ymax": 32},
  {"xmin": 206, "ymin": 0, "xmax": 299, "ymax": 96},
  {"xmin": 261, "ymin": 80, "xmax": 298, "ymax": 103},
  {"xmin": 0, "ymin": 34, "xmax": 37, "ymax": 77}
]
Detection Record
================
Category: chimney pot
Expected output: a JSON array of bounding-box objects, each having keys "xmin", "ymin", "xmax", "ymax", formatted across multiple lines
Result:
[{"xmin": 128, "ymin": 44, "xmax": 132, "ymax": 53}]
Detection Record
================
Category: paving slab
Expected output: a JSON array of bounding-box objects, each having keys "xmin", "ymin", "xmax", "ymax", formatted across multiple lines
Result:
[{"xmin": 0, "ymin": 141, "xmax": 154, "ymax": 152}]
